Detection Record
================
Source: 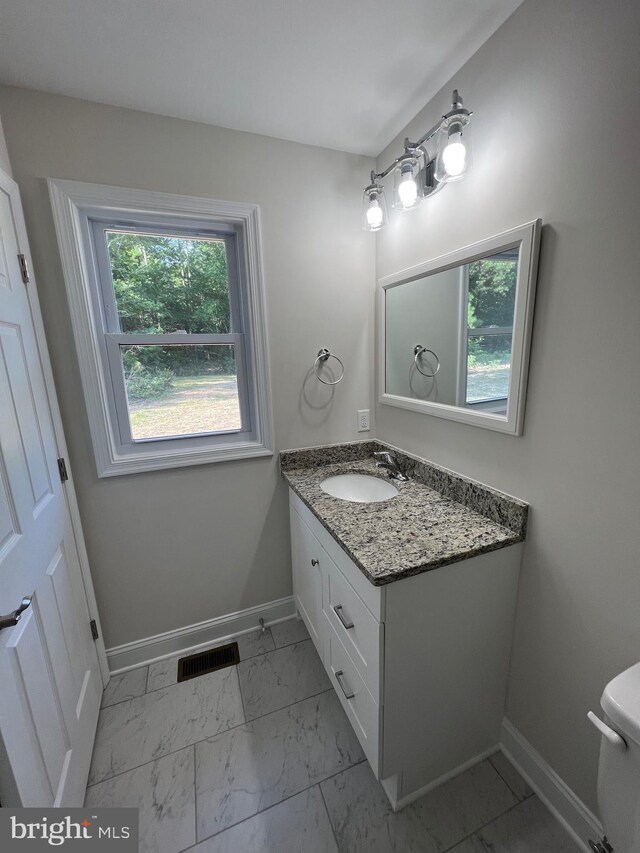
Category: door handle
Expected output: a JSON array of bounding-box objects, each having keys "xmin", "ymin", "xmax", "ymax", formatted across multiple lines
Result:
[{"xmin": 0, "ymin": 596, "xmax": 32, "ymax": 631}]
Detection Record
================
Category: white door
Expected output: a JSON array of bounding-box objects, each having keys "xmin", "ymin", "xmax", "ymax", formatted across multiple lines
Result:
[{"xmin": 0, "ymin": 169, "xmax": 104, "ymax": 806}]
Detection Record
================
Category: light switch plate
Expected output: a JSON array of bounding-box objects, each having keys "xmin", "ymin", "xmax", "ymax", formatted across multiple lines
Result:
[{"xmin": 357, "ymin": 409, "xmax": 370, "ymax": 432}]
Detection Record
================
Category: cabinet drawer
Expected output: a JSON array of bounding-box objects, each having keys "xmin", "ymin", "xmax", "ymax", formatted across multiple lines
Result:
[
  {"xmin": 325, "ymin": 614, "xmax": 380, "ymax": 776},
  {"xmin": 324, "ymin": 559, "xmax": 382, "ymax": 698}
]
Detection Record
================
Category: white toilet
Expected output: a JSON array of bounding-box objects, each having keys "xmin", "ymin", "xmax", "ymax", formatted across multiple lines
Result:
[{"xmin": 588, "ymin": 662, "xmax": 640, "ymax": 852}]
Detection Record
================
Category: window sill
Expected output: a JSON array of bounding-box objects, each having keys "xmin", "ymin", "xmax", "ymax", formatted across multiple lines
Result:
[{"xmin": 96, "ymin": 440, "xmax": 274, "ymax": 477}]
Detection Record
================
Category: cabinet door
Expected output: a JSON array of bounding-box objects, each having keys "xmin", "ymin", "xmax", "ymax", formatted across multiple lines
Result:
[{"xmin": 290, "ymin": 504, "xmax": 324, "ymax": 656}]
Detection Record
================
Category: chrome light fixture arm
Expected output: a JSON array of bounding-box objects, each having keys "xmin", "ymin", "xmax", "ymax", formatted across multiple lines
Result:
[
  {"xmin": 362, "ymin": 89, "xmax": 473, "ymax": 230},
  {"xmin": 410, "ymin": 90, "xmax": 471, "ymax": 149},
  {"xmin": 371, "ymin": 90, "xmax": 469, "ymax": 184},
  {"xmin": 368, "ymin": 141, "xmax": 432, "ymax": 187}
]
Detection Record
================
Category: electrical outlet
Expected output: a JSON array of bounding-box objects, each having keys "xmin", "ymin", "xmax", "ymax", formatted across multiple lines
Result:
[{"xmin": 357, "ymin": 409, "xmax": 370, "ymax": 432}]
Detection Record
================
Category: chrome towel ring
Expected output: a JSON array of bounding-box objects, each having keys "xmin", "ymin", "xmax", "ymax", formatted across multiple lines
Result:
[
  {"xmin": 413, "ymin": 344, "xmax": 440, "ymax": 378},
  {"xmin": 314, "ymin": 348, "xmax": 345, "ymax": 385}
]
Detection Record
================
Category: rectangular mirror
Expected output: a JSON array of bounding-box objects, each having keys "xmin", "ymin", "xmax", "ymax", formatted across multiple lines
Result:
[{"xmin": 379, "ymin": 220, "xmax": 541, "ymax": 435}]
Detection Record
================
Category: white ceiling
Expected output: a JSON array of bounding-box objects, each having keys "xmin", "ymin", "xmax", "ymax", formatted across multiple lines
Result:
[{"xmin": 0, "ymin": 0, "xmax": 523, "ymax": 157}]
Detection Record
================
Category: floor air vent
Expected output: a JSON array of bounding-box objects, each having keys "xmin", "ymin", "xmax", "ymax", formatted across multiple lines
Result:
[{"xmin": 177, "ymin": 642, "xmax": 240, "ymax": 682}]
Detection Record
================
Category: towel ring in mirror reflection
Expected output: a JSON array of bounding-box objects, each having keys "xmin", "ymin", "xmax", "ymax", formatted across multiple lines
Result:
[
  {"xmin": 413, "ymin": 345, "xmax": 440, "ymax": 378},
  {"xmin": 314, "ymin": 349, "xmax": 345, "ymax": 385}
]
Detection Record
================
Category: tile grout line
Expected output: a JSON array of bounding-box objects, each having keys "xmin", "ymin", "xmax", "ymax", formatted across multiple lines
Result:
[
  {"xmin": 193, "ymin": 760, "xmax": 368, "ymax": 847},
  {"xmin": 86, "ymin": 686, "xmax": 336, "ymax": 790},
  {"xmin": 235, "ymin": 664, "xmax": 248, "ymax": 726},
  {"xmin": 488, "ymin": 753, "xmax": 525, "ymax": 803},
  {"xmin": 239, "ymin": 682, "xmax": 333, "ymax": 726},
  {"xmin": 270, "ymin": 622, "xmax": 310, "ymax": 651},
  {"xmin": 318, "ymin": 778, "xmax": 342, "ymax": 852},
  {"xmin": 441, "ymin": 797, "xmax": 535, "ymax": 853},
  {"xmin": 170, "ymin": 745, "xmax": 197, "ymax": 853},
  {"xmin": 191, "ymin": 744, "xmax": 198, "ymax": 853},
  {"xmin": 100, "ymin": 668, "xmax": 150, "ymax": 711},
  {"xmin": 238, "ymin": 638, "xmax": 321, "ymax": 720}
]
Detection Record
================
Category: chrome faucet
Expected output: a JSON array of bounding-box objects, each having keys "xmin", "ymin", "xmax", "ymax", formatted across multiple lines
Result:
[{"xmin": 373, "ymin": 451, "xmax": 409, "ymax": 481}]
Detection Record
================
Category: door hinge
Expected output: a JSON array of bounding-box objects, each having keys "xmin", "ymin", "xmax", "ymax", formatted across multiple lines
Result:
[
  {"xmin": 90, "ymin": 619, "xmax": 99, "ymax": 641},
  {"xmin": 57, "ymin": 457, "xmax": 69, "ymax": 482},
  {"xmin": 17, "ymin": 254, "xmax": 30, "ymax": 284}
]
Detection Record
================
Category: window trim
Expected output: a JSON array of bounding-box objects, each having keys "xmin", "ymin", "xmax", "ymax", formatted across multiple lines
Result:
[
  {"xmin": 90, "ymin": 218, "xmax": 252, "ymax": 449},
  {"xmin": 48, "ymin": 179, "xmax": 274, "ymax": 477}
]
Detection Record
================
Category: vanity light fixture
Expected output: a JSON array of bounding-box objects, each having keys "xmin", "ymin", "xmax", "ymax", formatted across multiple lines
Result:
[
  {"xmin": 362, "ymin": 181, "xmax": 388, "ymax": 231},
  {"xmin": 435, "ymin": 94, "xmax": 473, "ymax": 182},
  {"xmin": 393, "ymin": 151, "xmax": 425, "ymax": 210},
  {"xmin": 362, "ymin": 89, "xmax": 473, "ymax": 231}
]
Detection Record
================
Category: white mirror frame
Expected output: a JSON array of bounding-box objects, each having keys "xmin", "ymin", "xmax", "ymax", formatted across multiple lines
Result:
[{"xmin": 378, "ymin": 219, "xmax": 541, "ymax": 436}]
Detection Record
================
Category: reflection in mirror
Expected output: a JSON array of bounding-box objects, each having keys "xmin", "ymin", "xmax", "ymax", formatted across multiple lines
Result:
[
  {"xmin": 465, "ymin": 250, "xmax": 518, "ymax": 409},
  {"xmin": 379, "ymin": 220, "xmax": 541, "ymax": 435},
  {"xmin": 386, "ymin": 248, "xmax": 518, "ymax": 413}
]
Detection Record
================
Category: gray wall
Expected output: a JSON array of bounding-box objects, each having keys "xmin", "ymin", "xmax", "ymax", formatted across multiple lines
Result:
[
  {"xmin": 375, "ymin": 0, "xmax": 640, "ymax": 811},
  {"xmin": 0, "ymin": 86, "xmax": 375, "ymax": 650},
  {"xmin": 0, "ymin": 115, "xmax": 12, "ymax": 176}
]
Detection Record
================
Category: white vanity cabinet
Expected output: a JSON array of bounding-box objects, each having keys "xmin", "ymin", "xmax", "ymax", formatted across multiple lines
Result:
[
  {"xmin": 289, "ymin": 488, "xmax": 522, "ymax": 810},
  {"xmin": 290, "ymin": 494, "xmax": 384, "ymax": 776}
]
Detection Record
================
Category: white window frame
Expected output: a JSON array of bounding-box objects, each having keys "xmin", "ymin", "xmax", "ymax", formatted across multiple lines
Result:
[{"xmin": 48, "ymin": 180, "xmax": 274, "ymax": 477}]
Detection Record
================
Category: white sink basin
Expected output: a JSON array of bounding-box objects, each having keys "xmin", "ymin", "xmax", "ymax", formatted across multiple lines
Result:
[{"xmin": 320, "ymin": 473, "xmax": 398, "ymax": 503}]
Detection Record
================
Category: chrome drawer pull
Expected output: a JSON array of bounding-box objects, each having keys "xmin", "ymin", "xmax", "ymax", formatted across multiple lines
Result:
[
  {"xmin": 311, "ymin": 559, "xmax": 319, "ymax": 567},
  {"xmin": 335, "ymin": 669, "xmax": 355, "ymax": 700},
  {"xmin": 333, "ymin": 604, "xmax": 354, "ymax": 630}
]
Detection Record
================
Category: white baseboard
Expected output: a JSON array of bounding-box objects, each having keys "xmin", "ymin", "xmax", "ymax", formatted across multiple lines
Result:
[
  {"xmin": 107, "ymin": 596, "xmax": 296, "ymax": 674},
  {"xmin": 501, "ymin": 717, "xmax": 603, "ymax": 852},
  {"xmin": 390, "ymin": 745, "xmax": 500, "ymax": 811}
]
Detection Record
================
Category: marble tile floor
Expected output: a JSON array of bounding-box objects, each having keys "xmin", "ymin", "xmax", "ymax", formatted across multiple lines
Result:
[{"xmin": 86, "ymin": 618, "xmax": 580, "ymax": 853}]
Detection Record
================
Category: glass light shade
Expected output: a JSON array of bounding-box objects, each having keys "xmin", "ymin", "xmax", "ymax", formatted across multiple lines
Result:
[
  {"xmin": 434, "ymin": 115, "xmax": 473, "ymax": 183},
  {"xmin": 362, "ymin": 186, "xmax": 388, "ymax": 231},
  {"xmin": 392, "ymin": 156, "xmax": 424, "ymax": 210}
]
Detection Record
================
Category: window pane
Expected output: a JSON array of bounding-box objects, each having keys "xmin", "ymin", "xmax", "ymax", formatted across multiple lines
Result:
[
  {"xmin": 106, "ymin": 231, "xmax": 231, "ymax": 334},
  {"xmin": 466, "ymin": 333, "xmax": 512, "ymax": 403},
  {"xmin": 121, "ymin": 344, "xmax": 242, "ymax": 440},
  {"xmin": 467, "ymin": 250, "xmax": 518, "ymax": 330}
]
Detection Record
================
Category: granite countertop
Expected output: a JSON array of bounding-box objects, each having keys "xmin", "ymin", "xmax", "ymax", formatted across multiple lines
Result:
[{"xmin": 280, "ymin": 442, "xmax": 528, "ymax": 587}]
